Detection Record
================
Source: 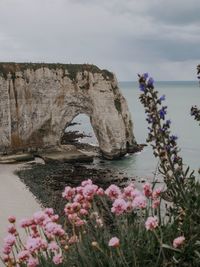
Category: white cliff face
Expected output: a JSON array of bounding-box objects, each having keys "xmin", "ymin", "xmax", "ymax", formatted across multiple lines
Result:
[{"xmin": 0, "ymin": 63, "xmax": 137, "ymax": 159}]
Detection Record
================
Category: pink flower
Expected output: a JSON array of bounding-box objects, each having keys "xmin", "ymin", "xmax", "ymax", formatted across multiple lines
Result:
[
  {"xmin": 8, "ymin": 216, "xmax": 16, "ymax": 224},
  {"xmin": 68, "ymin": 235, "xmax": 78, "ymax": 244},
  {"xmin": 96, "ymin": 188, "xmax": 104, "ymax": 196},
  {"xmin": 123, "ymin": 185, "xmax": 135, "ymax": 200},
  {"xmin": 51, "ymin": 214, "xmax": 59, "ymax": 222},
  {"xmin": 44, "ymin": 222, "xmax": 65, "ymax": 237},
  {"xmin": 76, "ymin": 186, "xmax": 84, "ymax": 195},
  {"xmin": 105, "ymin": 185, "xmax": 121, "ymax": 200},
  {"xmin": 73, "ymin": 193, "xmax": 84, "ymax": 202},
  {"xmin": 108, "ymin": 237, "xmax": 120, "ymax": 247},
  {"xmin": 62, "ymin": 186, "xmax": 75, "ymax": 200},
  {"xmin": 4, "ymin": 234, "xmax": 16, "ymax": 246},
  {"xmin": 126, "ymin": 201, "xmax": 134, "ymax": 213},
  {"xmin": 152, "ymin": 187, "xmax": 163, "ymax": 199},
  {"xmin": 20, "ymin": 218, "xmax": 33, "ymax": 228},
  {"xmin": 2, "ymin": 245, "xmax": 12, "ymax": 255},
  {"xmin": 17, "ymin": 250, "xmax": 29, "ymax": 261},
  {"xmin": 82, "ymin": 201, "xmax": 91, "ymax": 210},
  {"xmin": 33, "ymin": 211, "xmax": 47, "ymax": 225},
  {"xmin": 111, "ymin": 198, "xmax": 127, "ymax": 215},
  {"xmin": 145, "ymin": 216, "xmax": 158, "ymax": 231},
  {"xmin": 132, "ymin": 195, "xmax": 147, "ymax": 209},
  {"xmin": 26, "ymin": 237, "xmax": 47, "ymax": 253},
  {"xmin": 143, "ymin": 183, "xmax": 152, "ymax": 198},
  {"xmin": 173, "ymin": 236, "xmax": 185, "ymax": 248},
  {"xmin": 132, "ymin": 189, "xmax": 142, "ymax": 199},
  {"xmin": 27, "ymin": 257, "xmax": 39, "ymax": 267},
  {"xmin": 7, "ymin": 225, "xmax": 16, "ymax": 235},
  {"xmin": 79, "ymin": 208, "xmax": 88, "ymax": 216},
  {"xmin": 44, "ymin": 208, "xmax": 54, "ymax": 216},
  {"xmin": 152, "ymin": 199, "xmax": 160, "ymax": 209},
  {"xmin": 75, "ymin": 219, "xmax": 85, "ymax": 227},
  {"xmin": 48, "ymin": 241, "xmax": 59, "ymax": 251},
  {"xmin": 82, "ymin": 184, "xmax": 98, "ymax": 199},
  {"xmin": 53, "ymin": 253, "xmax": 63, "ymax": 265},
  {"xmin": 71, "ymin": 202, "xmax": 81, "ymax": 211},
  {"xmin": 81, "ymin": 179, "xmax": 92, "ymax": 187},
  {"xmin": 64, "ymin": 203, "xmax": 73, "ymax": 215},
  {"xmin": 2, "ymin": 255, "xmax": 9, "ymax": 262}
]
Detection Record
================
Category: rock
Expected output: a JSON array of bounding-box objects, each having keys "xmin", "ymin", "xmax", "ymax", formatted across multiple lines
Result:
[
  {"xmin": 0, "ymin": 153, "xmax": 34, "ymax": 164},
  {"xmin": 0, "ymin": 63, "xmax": 138, "ymax": 159},
  {"xmin": 16, "ymin": 161, "xmax": 131, "ymax": 215},
  {"xmin": 37, "ymin": 145, "xmax": 94, "ymax": 164}
]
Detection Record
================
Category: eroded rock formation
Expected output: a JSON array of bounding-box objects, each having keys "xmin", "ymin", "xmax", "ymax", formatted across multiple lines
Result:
[{"xmin": 0, "ymin": 63, "xmax": 137, "ymax": 159}]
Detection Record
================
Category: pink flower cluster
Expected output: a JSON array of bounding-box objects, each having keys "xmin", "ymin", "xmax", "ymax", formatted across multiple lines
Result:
[
  {"xmin": 63, "ymin": 179, "xmax": 104, "ymax": 228},
  {"xmin": 173, "ymin": 236, "xmax": 185, "ymax": 248},
  {"xmin": 106, "ymin": 183, "xmax": 147, "ymax": 215},
  {"xmin": 145, "ymin": 216, "xmax": 158, "ymax": 231},
  {"xmin": 1, "ymin": 209, "xmax": 66, "ymax": 266},
  {"xmin": 143, "ymin": 183, "xmax": 163, "ymax": 209},
  {"xmin": 1, "ymin": 180, "xmax": 165, "ymax": 266},
  {"xmin": 108, "ymin": 237, "xmax": 120, "ymax": 247}
]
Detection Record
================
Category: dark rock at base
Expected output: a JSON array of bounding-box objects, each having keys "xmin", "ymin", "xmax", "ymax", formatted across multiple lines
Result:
[
  {"xmin": 0, "ymin": 153, "xmax": 35, "ymax": 164},
  {"xmin": 16, "ymin": 161, "xmax": 131, "ymax": 216},
  {"xmin": 36, "ymin": 145, "xmax": 96, "ymax": 164},
  {"xmin": 127, "ymin": 143, "xmax": 147, "ymax": 153}
]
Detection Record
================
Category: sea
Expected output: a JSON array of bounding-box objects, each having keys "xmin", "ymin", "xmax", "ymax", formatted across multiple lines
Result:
[{"xmin": 68, "ymin": 81, "xmax": 200, "ymax": 180}]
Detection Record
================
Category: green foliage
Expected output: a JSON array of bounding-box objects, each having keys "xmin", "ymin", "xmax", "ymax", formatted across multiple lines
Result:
[{"xmin": 0, "ymin": 62, "xmax": 114, "ymax": 81}]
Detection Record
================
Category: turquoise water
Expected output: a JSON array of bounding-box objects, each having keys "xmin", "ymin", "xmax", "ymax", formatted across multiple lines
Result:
[{"xmin": 69, "ymin": 81, "xmax": 200, "ymax": 179}]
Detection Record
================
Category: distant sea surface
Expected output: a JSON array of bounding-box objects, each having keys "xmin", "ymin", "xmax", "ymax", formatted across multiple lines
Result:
[{"xmin": 68, "ymin": 81, "xmax": 200, "ymax": 180}]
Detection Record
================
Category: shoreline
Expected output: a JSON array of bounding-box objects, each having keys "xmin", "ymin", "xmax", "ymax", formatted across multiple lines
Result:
[
  {"xmin": 0, "ymin": 163, "xmax": 41, "ymax": 252},
  {"xmin": 16, "ymin": 159, "xmax": 132, "ymax": 216}
]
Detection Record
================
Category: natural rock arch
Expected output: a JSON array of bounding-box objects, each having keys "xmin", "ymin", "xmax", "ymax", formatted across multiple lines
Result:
[
  {"xmin": 61, "ymin": 113, "xmax": 98, "ymax": 145},
  {"xmin": 0, "ymin": 63, "xmax": 138, "ymax": 159}
]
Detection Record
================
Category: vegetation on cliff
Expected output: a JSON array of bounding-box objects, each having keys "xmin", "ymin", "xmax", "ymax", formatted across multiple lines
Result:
[{"xmin": 0, "ymin": 62, "xmax": 114, "ymax": 81}]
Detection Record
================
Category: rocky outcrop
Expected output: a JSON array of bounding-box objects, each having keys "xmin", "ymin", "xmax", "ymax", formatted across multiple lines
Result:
[{"xmin": 0, "ymin": 63, "xmax": 137, "ymax": 159}]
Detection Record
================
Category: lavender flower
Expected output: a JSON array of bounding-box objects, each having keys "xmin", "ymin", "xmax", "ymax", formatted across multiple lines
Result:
[
  {"xmin": 138, "ymin": 72, "xmax": 193, "ymax": 206},
  {"xmin": 159, "ymin": 106, "xmax": 167, "ymax": 120},
  {"xmin": 143, "ymin": 73, "xmax": 149, "ymax": 80},
  {"xmin": 147, "ymin": 77, "xmax": 154, "ymax": 87},
  {"xmin": 139, "ymin": 83, "xmax": 146, "ymax": 92},
  {"xmin": 159, "ymin": 95, "xmax": 166, "ymax": 102}
]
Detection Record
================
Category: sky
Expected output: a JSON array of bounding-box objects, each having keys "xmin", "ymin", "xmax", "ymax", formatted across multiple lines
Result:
[{"xmin": 0, "ymin": 0, "xmax": 199, "ymax": 81}]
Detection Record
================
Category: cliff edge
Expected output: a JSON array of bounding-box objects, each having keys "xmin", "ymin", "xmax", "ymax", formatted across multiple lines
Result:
[{"xmin": 0, "ymin": 62, "xmax": 137, "ymax": 159}]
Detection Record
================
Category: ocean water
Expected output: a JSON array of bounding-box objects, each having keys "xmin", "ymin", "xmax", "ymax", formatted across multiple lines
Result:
[{"xmin": 67, "ymin": 81, "xmax": 200, "ymax": 180}]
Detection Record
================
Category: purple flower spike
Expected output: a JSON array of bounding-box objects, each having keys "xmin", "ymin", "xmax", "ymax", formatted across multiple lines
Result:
[
  {"xmin": 170, "ymin": 135, "xmax": 178, "ymax": 141},
  {"xmin": 159, "ymin": 107, "xmax": 167, "ymax": 120},
  {"xmin": 143, "ymin": 73, "xmax": 149, "ymax": 80},
  {"xmin": 147, "ymin": 77, "xmax": 154, "ymax": 87},
  {"xmin": 166, "ymin": 119, "xmax": 171, "ymax": 125},
  {"xmin": 159, "ymin": 95, "xmax": 166, "ymax": 102},
  {"xmin": 139, "ymin": 83, "xmax": 145, "ymax": 92}
]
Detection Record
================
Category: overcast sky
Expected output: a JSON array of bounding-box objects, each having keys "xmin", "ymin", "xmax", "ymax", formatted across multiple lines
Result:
[{"xmin": 0, "ymin": 0, "xmax": 199, "ymax": 81}]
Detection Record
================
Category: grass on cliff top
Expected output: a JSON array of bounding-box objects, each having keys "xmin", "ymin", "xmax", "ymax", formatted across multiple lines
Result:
[{"xmin": 0, "ymin": 62, "xmax": 114, "ymax": 81}]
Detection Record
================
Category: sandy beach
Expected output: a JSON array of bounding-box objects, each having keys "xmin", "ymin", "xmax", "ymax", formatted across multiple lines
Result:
[{"xmin": 0, "ymin": 163, "xmax": 41, "ymax": 261}]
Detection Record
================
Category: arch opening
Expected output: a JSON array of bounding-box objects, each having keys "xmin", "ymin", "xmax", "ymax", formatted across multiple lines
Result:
[{"xmin": 61, "ymin": 114, "xmax": 98, "ymax": 148}]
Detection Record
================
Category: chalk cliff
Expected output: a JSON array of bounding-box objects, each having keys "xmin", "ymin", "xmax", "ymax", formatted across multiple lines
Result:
[{"xmin": 0, "ymin": 63, "xmax": 137, "ymax": 159}]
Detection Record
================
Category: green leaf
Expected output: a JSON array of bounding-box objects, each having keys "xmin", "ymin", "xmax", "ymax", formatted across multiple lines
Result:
[
  {"xmin": 194, "ymin": 250, "xmax": 200, "ymax": 258},
  {"xmin": 162, "ymin": 244, "xmax": 181, "ymax": 252}
]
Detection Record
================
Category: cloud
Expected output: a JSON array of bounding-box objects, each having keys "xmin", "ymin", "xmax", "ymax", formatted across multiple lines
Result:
[{"xmin": 0, "ymin": 0, "xmax": 199, "ymax": 80}]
